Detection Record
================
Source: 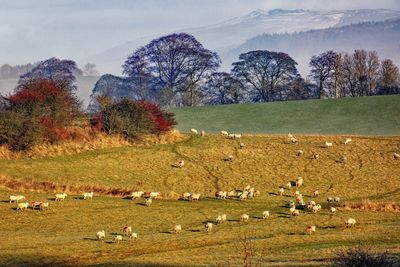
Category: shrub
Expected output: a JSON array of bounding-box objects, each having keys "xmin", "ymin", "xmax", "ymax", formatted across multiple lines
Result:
[
  {"xmin": 138, "ymin": 100, "xmax": 176, "ymax": 134},
  {"xmin": 331, "ymin": 246, "xmax": 398, "ymax": 267}
]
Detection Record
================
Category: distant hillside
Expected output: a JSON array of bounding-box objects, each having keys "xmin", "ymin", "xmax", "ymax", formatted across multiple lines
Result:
[
  {"xmin": 225, "ymin": 19, "xmax": 400, "ymax": 74},
  {"xmin": 172, "ymin": 95, "xmax": 400, "ymax": 135}
]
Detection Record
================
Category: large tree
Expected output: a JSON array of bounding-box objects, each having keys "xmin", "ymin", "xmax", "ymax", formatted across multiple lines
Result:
[
  {"xmin": 309, "ymin": 50, "xmax": 337, "ymax": 98},
  {"xmin": 232, "ymin": 50, "xmax": 298, "ymax": 102},
  {"xmin": 203, "ymin": 72, "xmax": 244, "ymax": 105},
  {"xmin": 379, "ymin": 59, "xmax": 400, "ymax": 94},
  {"xmin": 123, "ymin": 33, "xmax": 220, "ymax": 107}
]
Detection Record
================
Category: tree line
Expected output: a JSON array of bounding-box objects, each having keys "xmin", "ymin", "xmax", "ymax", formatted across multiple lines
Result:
[{"xmin": 89, "ymin": 33, "xmax": 400, "ymax": 110}]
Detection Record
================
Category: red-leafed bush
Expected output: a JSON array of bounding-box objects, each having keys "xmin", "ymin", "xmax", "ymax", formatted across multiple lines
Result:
[
  {"xmin": 138, "ymin": 100, "xmax": 176, "ymax": 134},
  {"xmin": 39, "ymin": 117, "xmax": 70, "ymax": 143}
]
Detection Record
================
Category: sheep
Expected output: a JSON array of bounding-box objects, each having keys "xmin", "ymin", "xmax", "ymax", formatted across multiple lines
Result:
[
  {"xmin": 200, "ymin": 130, "xmax": 205, "ymax": 137},
  {"xmin": 296, "ymin": 195, "xmax": 304, "ymax": 204},
  {"xmin": 145, "ymin": 198, "xmax": 152, "ymax": 207},
  {"xmin": 305, "ymin": 225, "xmax": 316, "ymax": 235},
  {"xmin": 9, "ymin": 195, "xmax": 25, "ymax": 203},
  {"xmin": 123, "ymin": 226, "xmax": 132, "ymax": 236},
  {"xmin": 174, "ymin": 159, "xmax": 185, "ymax": 168},
  {"xmin": 333, "ymin": 197, "xmax": 341, "ymax": 203},
  {"xmin": 190, "ymin": 128, "xmax": 198, "ymax": 134},
  {"xmin": 330, "ymin": 207, "xmax": 337, "ymax": 213},
  {"xmin": 296, "ymin": 177, "xmax": 303, "ymax": 187},
  {"xmin": 262, "ymin": 211, "xmax": 270, "ymax": 219},
  {"xmin": 215, "ymin": 191, "xmax": 227, "ymax": 199},
  {"xmin": 227, "ymin": 191, "xmax": 236, "ymax": 198},
  {"xmin": 83, "ymin": 192, "xmax": 94, "ymax": 200},
  {"xmin": 182, "ymin": 192, "xmax": 191, "ymax": 200},
  {"xmin": 291, "ymin": 209, "xmax": 300, "ymax": 216},
  {"xmin": 294, "ymin": 190, "xmax": 301, "ymax": 197},
  {"xmin": 345, "ymin": 218, "xmax": 356, "ymax": 228},
  {"xmin": 205, "ymin": 222, "xmax": 213, "ymax": 233},
  {"xmin": 55, "ymin": 193, "xmax": 67, "ymax": 201},
  {"xmin": 234, "ymin": 133, "xmax": 242, "ymax": 139},
  {"xmin": 221, "ymin": 214, "xmax": 227, "ymax": 223},
  {"xmin": 240, "ymin": 214, "xmax": 249, "ymax": 222},
  {"xmin": 150, "ymin": 192, "xmax": 160, "ymax": 199},
  {"xmin": 216, "ymin": 216, "xmax": 223, "ymax": 225},
  {"xmin": 339, "ymin": 155, "xmax": 348, "ymax": 163},
  {"xmin": 244, "ymin": 185, "xmax": 251, "ymax": 191},
  {"xmin": 306, "ymin": 201, "xmax": 316, "ymax": 210},
  {"xmin": 313, "ymin": 190, "xmax": 319, "ymax": 197},
  {"xmin": 254, "ymin": 190, "xmax": 260, "ymax": 197},
  {"xmin": 31, "ymin": 201, "xmax": 43, "ymax": 209},
  {"xmin": 96, "ymin": 230, "xmax": 105, "ymax": 240},
  {"xmin": 220, "ymin": 130, "xmax": 229, "ymax": 136},
  {"xmin": 129, "ymin": 232, "xmax": 138, "ymax": 240},
  {"xmin": 239, "ymin": 143, "xmax": 245, "ymax": 149},
  {"xmin": 286, "ymin": 182, "xmax": 292, "ymax": 189},
  {"xmin": 131, "ymin": 191, "xmax": 144, "ymax": 200},
  {"xmin": 224, "ymin": 155, "xmax": 234, "ymax": 161},
  {"xmin": 174, "ymin": 224, "xmax": 182, "ymax": 234},
  {"xmin": 289, "ymin": 201, "xmax": 296, "ymax": 209},
  {"xmin": 288, "ymin": 133, "xmax": 297, "ymax": 143},
  {"xmin": 312, "ymin": 152, "xmax": 320, "ymax": 160},
  {"xmin": 247, "ymin": 191, "xmax": 254, "ymax": 198},
  {"xmin": 39, "ymin": 202, "xmax": 49, "ymax": 210},
  {"xmin": 228, "ymin": 133, "xmax": 235, "ymax": 139},
  {"xmin": 190, "ymin": 193, "xmax": 200, "ymax": 201},
  {"xmin": 113, "ymin": 235, "xmax": 123, "ymax": 243},
  {"xmin": 312, "ymin": 205, "xmax": 321, "ymax": 213},
  {"xmin": 344, "ymin": 138, "xmax": 352, "ymax": 145},
  {"xmin": 296, "ymin": 150, "xmax": 304, "ymax": 156},
  {"xmin": 327, "ymin": 197, "xmax": 333, "ymax": 203},
  {"xmin": 394, "ymin": 153, "xmax": 399, "ymax": 160},
  {"xmin": 16, "ymin": 202, "xmax": 29, "ymax": 211},
  {"xmin": 239, "ymin": 191, "xmax": 248, "ymax": 201},
  {"xmin": 278, "ymin": 187, "xmax": 285, "ymax": 196},
  {"xmin": 325, "ymin": 141, "xmax": 333, "ymax": 148}
]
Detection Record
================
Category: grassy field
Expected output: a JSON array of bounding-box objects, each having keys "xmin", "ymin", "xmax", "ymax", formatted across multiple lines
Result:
[
  {"xmin": 0, "ymin": 134, "xmax": 399, "ymax": 266},
  {"xmin": 172, "ymin": 95, "xmax": 400, "ymax": 135}
]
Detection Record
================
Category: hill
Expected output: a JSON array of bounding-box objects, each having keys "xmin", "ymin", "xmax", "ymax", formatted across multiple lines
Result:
[
  {"xmin": 171, "ymin": 95, "xmax": 400, "ymax": 135},
  {"xmin": 0, "ymin": 134, "xmax": 399, "ymax": 266}
]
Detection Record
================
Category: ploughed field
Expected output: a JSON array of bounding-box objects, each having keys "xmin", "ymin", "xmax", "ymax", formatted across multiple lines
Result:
[{"xmin": 0, "ymin": 134, "xmax": 399, "ymax": 266}]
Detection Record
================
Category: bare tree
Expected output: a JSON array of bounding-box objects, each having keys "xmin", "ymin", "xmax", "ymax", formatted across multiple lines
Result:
[{"xmin": 366, "ymin": 51, "xmax": 380, "ymax": 96}]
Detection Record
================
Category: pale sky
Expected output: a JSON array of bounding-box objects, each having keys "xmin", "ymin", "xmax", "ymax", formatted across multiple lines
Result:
[{"xmin": 1, "ymin": 0, "xmax": 399, "ymax": 67}]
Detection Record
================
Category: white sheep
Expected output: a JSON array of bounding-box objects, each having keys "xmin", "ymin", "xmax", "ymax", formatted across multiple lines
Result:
[
  {"xmin": 344, "ymin": 138, "xmax": 352, "ymax": 145},
  {"xmin": 313, "ymin": 190, "xmax": 319, "ymax": 197},
  {"xmin": 150, "ymin": 192, "xmax": 160, "ymax": 199},
  {"xmin": 145, "ymin": 198, "xmax": 152, "ymax": 207},
  {"xmin": 239, "ymin": 143, "xmax": 245, "ymax": 149},
  {"xmin": 190, "ymin": 193, "xmax": 200, "ymax": 201},
  {"xmin": 190, "ymin": 128, "xmax": 198, "ymax": 134},
  {"xmin": 244, "ymin": 185, "xmax": 251, "ymax": 191},
  {"xmin": 294, "ymin": 190, "xmax": 301, "ymax": 197},
  {"xmin": 205, "ymin": 222, "xmax": 213, "ymax": 233},
  {"xmin": 220, "ymin": 130, "xmax": 229, "ymax": 136},
  {"xmin": 113, "ymin": 235, "xmax": 123, "ymax": 243},
  {"xmin": 306, "ymin": 225, "xmax": 316, "ymax": 235},
  {"xmin": 339, "ymin": 155, "xmax": 348, "ymax": 163},
  {"xmin": 262, "ymin": 211, "xmax": 270, "ymax": 219},
  {"xmin": 182, "ymin": 192, "xmax": 191, "ymax": 200},
  {"xmin": 221, "ymin": 214, "xmax": 227, "ymax": 223},
  {"xmin": 288, "ymin": 133, "xmax": 297, "ymax": 143},
  {"xmin": 9, "ymin": 195, "xmax": 25, "ymax": 203},
  {"xmin": 215, "ymin": 191, "xmax": 227, "ymax": 199},
  {"xmin": 345, "ymin": 218, "xmax": 356, "ymax": 228},
  {"xmin": 39, "ymin": 202, "xmax": 49, "ymax": 210},
  {"xmin": 291, "ymin": 209, "xmax": 300, "ymax": 216},
  {"xmin": 325, "ymin": 141, "xmax": 333, "ymax": 148},
  {"xmin": 278, "ymin": 187, "xmax": 285, "ymax": 196},
  {"xmin": 254, "ymin": 190, "xmax": 260, "ymax": 197},
  {"xmin": 16, "ymin": 202, "xmax": 29, "ymax": 211},
  {"xmin": 227, "ymin": 191, "xmax": 236, "ymax": 198},
  {"xmin": 200, "ymin": 130, "xmax": 205, "ymax": 137},
  {"xmin": 96, "ymin": 230, "xmax": 105, "ymax": 240},
  {"xmin": 327, "ymin": 197, "xmax": 333, "ymax": 203},
  {"xmin": 239, "ymin": 191, "xmax": 248, "ymax": 201},
  {"xmin": 83, "ymin": 192, "xmax": 94, "ymax": 200},
  {"xmin": 228, "ymin": 133, "xmax": 235, "ymax": 139},
  {"xmin": 286, "ymin": 182, "xmax": 292, "ymax": 189},
  {"xmin": 330, "ymin": 207, "xmax": 337, "ymax": 213},
  {"xmin": 177, "ymin": 159, "xmax": 185, "ymax": 168},
  {"xmin": 129, "ymin": 232, "xmax": 138, "ymax": 240},
  {"xmin": 216, "ymin": 216, "xmax": 223, "ymax": 225},
  {"xmin": 394, "ymin": 153, "xmax": 399, "ymax": 160},
  {"xmin": 241, "ymin": 214, "xmax": 249, "ymax": 222},
  {"xmin": 55, "ymin": 193, "xmax": 67, "ymax": 201},
  {"xmin": 296, "ymin": 177, "xmax": 303, "ymax": 187},
  {"xmin": 312, "ymin": 205, "xmax": 321, "ymax": 213},
  {"xmin": 174, "ymin": 224, "xmax": 182, "ymax": 234},
  {"xmin": 123, "ymin": 226, "xmax": 132, "ymax": 235},
  {"xmin": 224, "ymin": 155, "xmax": 234, "ymax": 161},
  {"xmin": 334, "ymin": 197, "xmax": 341, "ymax": 203},
  {"xmin": 131, "ymin": 191, "xmax": 144, "ymax": 200},
  {"xmin": 234, "ymin": 133, "xmax": 242, "ymax": 139},
  {"xmin": 296, "ymin": 150, "xmax": 304, "ymax": 156}
]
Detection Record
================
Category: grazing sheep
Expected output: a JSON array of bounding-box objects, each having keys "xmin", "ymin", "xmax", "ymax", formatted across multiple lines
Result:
[
  {"xmin": 306, "ymin": 201, "xmax": 316, "ymax": 209},
  {"xmin": 344, "ymin": 138, "xmax": 352, "ymax": 145},
  {"xmin": 294, "ymin": 190, "xmax": 301, "ymax": 197},
  {"xmin": 289, "ymin": 201, "xmax": 296, "ymax": 209},
  {"xmin": 262, "ymin": 211, "xmax": 270, "ymax": 219},
  {"xmin": 312, "ymin": 205, "xmax": 320, "ymax": 213},
  {"xmin": 224, "ymin": 155, "xmax": 234, "ymax": 161},
  {"xmin": 296, "ymin": 195, "xmax": 304, "ymax": 204},
  {"xmin": 288, "ymin": 133, "xmax": 297, "ymax": 143},
  {"xmin": 296, "ymin": 177, "xmax": 303, "ymax": 187},
  {"xmin": 9, "ymin": 195, "xmax": 25, "ymax": 203},
  {"xmin": 96, "ymin": 230, "xmax": 105, "ymax": 240},
  {"xmin": 174, "ymin": 160, "xmax": 185, "ymax": 168},
  {"xmin": 394, "ymin": 153, "xmax": 399, "ymax": 160},
  {"xmin": 247, "ymin": 191, "xmax": 254, "ymax": 198},
  {"xmin": 278, "ymin": 187, "xmax": 285, "ymax": 196},
  {"xmin": 227, "ymin": 191, "xmax": 236, "ymax": 198},
  {"xmin": 239, "ymin": 191, "xmax": 248, "ymax": 201},
  {"xmin": 145, "ymin": 198, "xmax": 152, "ymax": 207},
  {"xmin": 182, "ymin": 192, "xmax": 191, "ymax": 200},
  {"xmin": 240, "ymin": 214, "xmax": 249, "ymax": 222},
  {"xmin": 190, "ymin": 128, "xmax": 198, "ymax": 134},
  {"xmin": 296, "ymin": 150, "xmax": 304, "ymax": 156},
  {"xmin": 39, "ymin": 202, "xmax": 49, "ymax": 210},
  {"xmin": 345, "ymin": 218, "xmax": 356, "ymax": 228},
  {"xmin": 129, "ymin": 232, "xmax": 138, "ymax": 240},
  {"xmin": 254, "ymin": 190, "xmax": 261, "ymax": 197},
  {"xmin": 174, "ymin": 224, "xmax": 182, "ymax": 234},
  {"xmin": 149, "ymin": 192, "xmax": 160, "ymax": 199},
  {"xmin": 205, "ymin": 222, "xmax": 213, "ymax": 233},
  {"xmin": 313, "ymin": 190, "xmax": 319, "ymax": 197},
  {"xmin": 244, "ymin": 185, "xmax": 251, "ymax": 191},
  {"xmin": 312, "ymin": 152, "xmax": 320, "ymax": 160},
  {"xmin": 221, "ymin": 214, "xmax": 227, "ymax": 223},
  {"xmin": 325, "ymin": 141, "xmax": 333, "ymax": 148},
  {"xmin": 305, "ymin": 225, "xmax": 316, "ymax": 235},
  {"xmin": 286, "ymin": 182, "xmax": 292, "ymax": 189},
  {"xmin": 55, "ymin": 193, "xmax": 67, "ymax": 201},
  {"xmin": 131, "ymin": 191, "xmax": 144, "ymax": 200},
  {"xmin": 83, "ymin": 192, "xmax": 94, "ymax": 200},
  {"xmin": 216, "ymin": 216, "xmax": 223, "ymax": 225},
  {"xmin": 123, "ymin": 226, "xmax": 132, "ymax": 235},
  {"xmin": 234, "ymin": 133, "xmax": 242, "ymax": 139},
  {"xmin": 239, "ymin": 143, "xmax": 245, "ymax": 149},
  {"xmin": 16, "ymin": 202, "xmax": 29, "ymax": 211},
  {"xmin": 215, "ymin": 191, "xmax": 227, "ymax": 199},
  {"xmin": 330, "ymin": 207, "xmax": 337, "ymax": 213},
  {"xmin": 327, "ymin": 197, "xmax": 333, "ymax": 203},
  {"xmin": 220, "ymin": 130, "xmax": 229, "ymax": 136},
  {"xmin": 200, "ymin": 130, "xmax": 205, "ymax": 136},
  {"xmin": 113, "ymin": 235, "xmax": 123, "ymax": 243},
  {"xmin": 333, "ymin": 197, "xmax": 341, "ymax": 203},
  {"xmin": 30, "ymin": 201, "xmax": 42, "ymax": 209},
  {"xmin": 190, "ymin": 193, "xmax": 201, "ymax": 201},
  {"xmin": 291, "ymin": 209, "xmax": 300, "ymax": 216}
]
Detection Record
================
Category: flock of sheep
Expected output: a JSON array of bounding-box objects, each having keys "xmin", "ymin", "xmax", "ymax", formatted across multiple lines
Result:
[{"xmin": 6, "ymin": 130, "xmax": 399, "ymax": 244}]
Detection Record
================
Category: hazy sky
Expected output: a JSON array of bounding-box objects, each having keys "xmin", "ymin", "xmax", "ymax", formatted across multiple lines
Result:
[{"xmin": 1, "ymin": 0, "xmax": 399, "ymax": 67}]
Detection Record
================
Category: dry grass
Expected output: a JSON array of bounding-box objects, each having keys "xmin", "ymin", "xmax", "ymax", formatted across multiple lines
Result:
[
  {"xmin": 340, "ymin": 200, "xmax": 400, "ymax": 212},
  {"xmin": 0, "ymin": 134, "xmax": 399, "ymax": 266}
]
